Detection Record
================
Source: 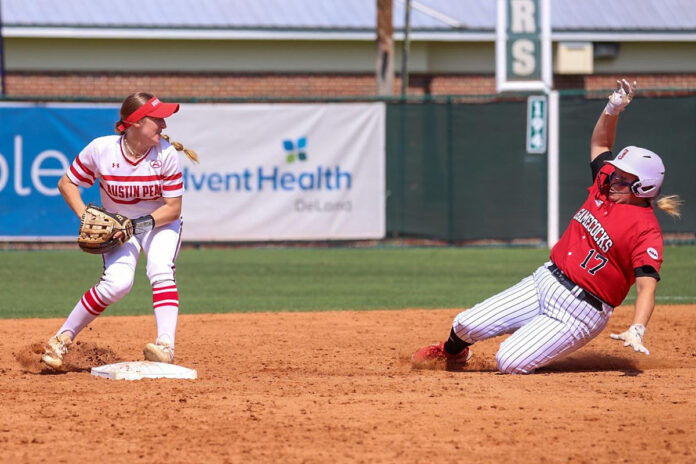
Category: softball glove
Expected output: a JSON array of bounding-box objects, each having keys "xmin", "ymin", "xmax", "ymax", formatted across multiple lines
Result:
[{"xmin": 77, "ymin": 204, "xmax": 133, "ymax": 254}]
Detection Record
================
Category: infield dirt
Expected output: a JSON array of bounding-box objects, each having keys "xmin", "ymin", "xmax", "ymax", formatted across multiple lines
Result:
[{"xmin": 3, "ymin": 305, "xmax": 696, "ymax": 463}]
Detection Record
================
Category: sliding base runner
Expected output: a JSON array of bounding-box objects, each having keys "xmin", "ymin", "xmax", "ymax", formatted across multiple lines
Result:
[{"xmin": 413, "ymin": 79, "xmax": 683, "ymax": 374}]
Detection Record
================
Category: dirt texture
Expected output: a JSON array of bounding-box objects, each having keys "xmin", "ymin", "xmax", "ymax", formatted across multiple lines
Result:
[{"xmin": 2, "ymin": 305, "xmax": 696, "ymax": 463}]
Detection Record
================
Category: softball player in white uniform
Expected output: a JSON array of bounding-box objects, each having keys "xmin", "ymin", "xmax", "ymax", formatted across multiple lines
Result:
[{"xmin": 42, "ymin": 93, "xmax": 198, "ymax": 369}]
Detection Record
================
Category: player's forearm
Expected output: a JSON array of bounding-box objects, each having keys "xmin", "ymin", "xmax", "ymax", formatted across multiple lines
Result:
[
  {"xmin": 591, "ymin": 79, "xmax": 636, "ymax": 162},
  {"xmin": 149, "ymin": 197, "xmax": 182, "ymax": 227},
  {"xmin": 150, "ymin": 208, "xmax": 178, "ymax": 227},
  {"xmin": 590, "ymin": 111, "xmax": 618, "ymax": 161},
  {"xmin": 632, "ymin": 277, "xmax": 657, "ymax": 327},
  {"xmin": 58, "ymin": 174, "xmax": 86, "ymax": 218}
]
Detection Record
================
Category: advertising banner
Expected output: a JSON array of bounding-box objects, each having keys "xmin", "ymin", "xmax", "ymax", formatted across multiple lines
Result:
[
  {"xmin": 166, "ymin": 103, "xmax": 386, "ymax": 241},
  {"xmin": 0, "ymin": 103, "xmax": 114, "ymax": 239},
  {"xmin": 0, "ymin": 102, "xmax": 386, "ymax": 241}
]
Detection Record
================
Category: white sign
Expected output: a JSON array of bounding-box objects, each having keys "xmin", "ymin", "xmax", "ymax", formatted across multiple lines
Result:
[
  {"xmin": 165, "ymin": 103, "xmax": 386, "ymax": 241},
  {"xmin": 496, "ymin": 0, "xmax": 551, "ymax": 92},
  {"xmin": 508, "ymin": 0, "xmax": 541, "ymax": 80},
  {"xmin": 526, "ymin": 95, "xmax": 547, "ymax": 153}
]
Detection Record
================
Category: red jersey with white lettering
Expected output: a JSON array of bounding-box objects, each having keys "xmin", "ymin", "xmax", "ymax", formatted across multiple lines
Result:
[
  {"xmin": 550, "ymin": 163, "xmax": 663, "ymax": 307},
  {"xmin": 67, "ymin": 135, "xmax": 184, "ymax": 218}
]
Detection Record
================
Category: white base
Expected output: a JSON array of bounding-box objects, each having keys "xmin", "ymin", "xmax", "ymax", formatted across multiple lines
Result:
[{"xmin": 90, "ymin": 361, "xmax": 197, "ymax": 381}]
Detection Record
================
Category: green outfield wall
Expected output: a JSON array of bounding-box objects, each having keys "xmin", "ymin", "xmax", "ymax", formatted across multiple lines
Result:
[{"xmin": 386, "ymin": 94, "xmax": 696, "ymax": 242}]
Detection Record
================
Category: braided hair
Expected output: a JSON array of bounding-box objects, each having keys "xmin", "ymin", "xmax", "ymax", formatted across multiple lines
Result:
[{"xmin": 160, "ymin": 134, "xmax": 199, "ymax": 163}]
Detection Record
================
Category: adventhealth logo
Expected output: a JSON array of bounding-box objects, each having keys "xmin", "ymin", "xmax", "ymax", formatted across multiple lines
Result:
[
  {"xmin": 183, "ymin": 136, "xmax": 352, "ymax": 193},
  {"xmin": 284, "ymin": 137, "xmax": 307, "ymax": 163},
  {"xmin": 183, "ymin": 166, "xmax": 351, "ymax": 192}
]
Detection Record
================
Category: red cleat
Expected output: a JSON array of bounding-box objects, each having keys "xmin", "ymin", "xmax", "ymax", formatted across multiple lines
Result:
[{"xmin": 412, "ymin": 342, "xmax": 471, "ymax": 369}]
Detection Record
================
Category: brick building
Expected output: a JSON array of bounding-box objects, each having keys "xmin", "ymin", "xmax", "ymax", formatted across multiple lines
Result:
[{"xmin": 1, "ymin": 0, "xmax": 695, "ymax": 100}]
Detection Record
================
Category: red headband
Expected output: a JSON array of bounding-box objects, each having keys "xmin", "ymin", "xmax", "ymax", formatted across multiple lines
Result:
[{"xmin": 117, "ymin": 96, "xmax": 180, "ymax": 132}]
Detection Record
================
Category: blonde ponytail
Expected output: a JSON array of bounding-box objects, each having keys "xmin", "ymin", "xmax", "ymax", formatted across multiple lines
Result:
[
  {"xmin": 161, "ymin": 134, "xmax": 199, "ymax": 163},
  {"xmin": 655, "ymin": 195, "xmax": 682, "ymax": 218}
]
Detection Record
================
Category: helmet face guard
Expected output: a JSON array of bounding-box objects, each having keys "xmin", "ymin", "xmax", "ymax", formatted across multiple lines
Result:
[
  {"xmin": 605, "ymin": 146, "xmax": 665, "ymax": 198},
  {"xmin": 598, "ymin": 171, "xmax": 638, "ymax": 197},
  {"xmin": 630, "ymin": 179, "xmax": 659, "ymax": 198}
]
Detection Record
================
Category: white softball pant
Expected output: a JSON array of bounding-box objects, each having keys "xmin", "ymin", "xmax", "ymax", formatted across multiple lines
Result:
[
  {"xmin": 97, "ymin": 218, "xmax": 183, "ymax": 303},
  {"xmin": 58, "ymin": 219, "xmax": 183, "ymax": 340},
  {"xmin": 452, "ymin": 262, "xmax": 613, "ymax": 374}
]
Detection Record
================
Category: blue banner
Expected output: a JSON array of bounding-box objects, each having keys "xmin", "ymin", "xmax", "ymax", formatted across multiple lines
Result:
[{"xmin": 0, "ymin": 104, "xmax": 118, "ymax": 238}]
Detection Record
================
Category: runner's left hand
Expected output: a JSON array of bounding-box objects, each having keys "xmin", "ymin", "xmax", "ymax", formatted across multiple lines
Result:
[{"xmin": 610, "ymin": 324, "xmax": 649, "ymax": 355}]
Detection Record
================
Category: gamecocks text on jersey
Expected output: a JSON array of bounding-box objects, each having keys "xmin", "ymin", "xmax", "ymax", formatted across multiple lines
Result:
[{"xmin": 572, "ymin": 208, "xmax": 614, "ymax": 253}]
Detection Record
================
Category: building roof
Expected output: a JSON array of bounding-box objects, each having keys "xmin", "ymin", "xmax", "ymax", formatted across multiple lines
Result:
[{"xmin": 2, "ymin": 0, "xmax": 695, "ymax": 40}]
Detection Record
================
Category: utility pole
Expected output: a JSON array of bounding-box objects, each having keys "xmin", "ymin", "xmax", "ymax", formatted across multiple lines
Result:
[
  {"xmin": 376, "ymin": 0, "xmax": 394, "ymax": 95},
  {"xmin": 400, "ymin": 0, "xmax": 412, "ymax": 98}
]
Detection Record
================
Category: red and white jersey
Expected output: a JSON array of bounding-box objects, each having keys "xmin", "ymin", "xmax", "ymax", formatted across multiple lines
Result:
[
  {"xmin": 67, "ymin": 135, "xmax": 184, "ymax": 218},
  {"xmin": 550, "ymin": 163, "xmax": 663, "ymax": 307}
]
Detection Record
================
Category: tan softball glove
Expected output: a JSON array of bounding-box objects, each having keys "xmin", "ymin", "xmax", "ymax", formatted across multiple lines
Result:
[{"xmin": 77, "ymin": 204, "xmax": 133, "ymax": 254}]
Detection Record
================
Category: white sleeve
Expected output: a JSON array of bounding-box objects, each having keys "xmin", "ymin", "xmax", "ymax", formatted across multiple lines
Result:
[
  {"xmin": 161, "ymin": 146, "xmax": 184, "ymax": 198},
  {"xmin": 67, "ymin": 140, "xmax": 98, "ymax": 187}
]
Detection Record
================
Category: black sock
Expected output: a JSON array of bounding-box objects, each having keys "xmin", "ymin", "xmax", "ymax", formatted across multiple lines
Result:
[{"xmin": 443, "ymin": 328, "xmax": 471, "ymax": 355}]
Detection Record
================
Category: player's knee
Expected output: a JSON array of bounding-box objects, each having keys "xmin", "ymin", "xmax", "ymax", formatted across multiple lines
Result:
[
  {"xmin": 495, "ymin": 347, "xmax": 534, "ymax": 375},
  {"xmin": 147, "ymin": 265, "xmax": 175, "ymax": 287},
  {"xmin": 98, "ymin": 271, "xmax": 134, "ymax": 303},
  {"xmin": 148, "ymin": 272, "xmax": 176, "ymax": 287}
]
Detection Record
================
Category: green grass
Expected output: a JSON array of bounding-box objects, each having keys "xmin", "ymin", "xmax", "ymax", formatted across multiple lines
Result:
[{"xmin": 1, "ymin": 246, "xmax": 695, "ymax": 319}]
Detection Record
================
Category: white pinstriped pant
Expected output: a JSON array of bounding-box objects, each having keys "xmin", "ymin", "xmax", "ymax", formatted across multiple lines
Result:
[{"xmin": 452, "ymin": 262, "xmax": 613, "ymax": 374}]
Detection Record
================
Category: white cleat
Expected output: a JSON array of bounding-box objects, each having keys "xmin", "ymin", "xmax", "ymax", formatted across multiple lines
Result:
[
  {"xmin": 41, "ymin": 333, "xmax": 73, "ymax": 369},
  {"xmin": 143, "ymin": 341, "xmax": 175, "ymax": 364}
]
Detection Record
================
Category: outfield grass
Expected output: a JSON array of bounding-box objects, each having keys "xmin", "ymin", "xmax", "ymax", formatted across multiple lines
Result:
[{"xmin": 1, "ymin": 246, "xmax": 694, "ymax": 319}]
